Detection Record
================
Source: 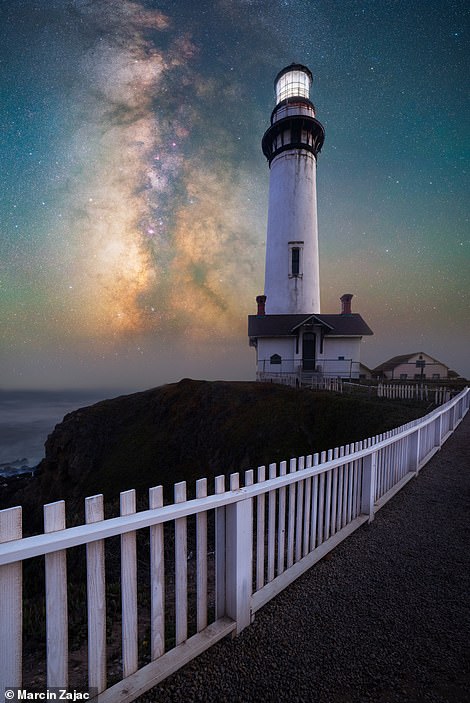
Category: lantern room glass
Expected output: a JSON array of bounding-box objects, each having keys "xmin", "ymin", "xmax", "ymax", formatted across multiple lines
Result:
[{"xmin": 275, "ymin": 69, "xmax": 311, "ymax": 103}]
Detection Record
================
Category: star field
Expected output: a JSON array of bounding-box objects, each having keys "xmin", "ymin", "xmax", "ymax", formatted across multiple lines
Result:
[{"xmin": 0, "ymin": 0, "xmax": 468, "ymax": 389}]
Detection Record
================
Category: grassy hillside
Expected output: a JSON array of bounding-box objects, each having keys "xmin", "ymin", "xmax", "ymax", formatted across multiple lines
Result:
[{"xmin": 12, "ymin": 379, "xmax": 429, "ymax": 517}]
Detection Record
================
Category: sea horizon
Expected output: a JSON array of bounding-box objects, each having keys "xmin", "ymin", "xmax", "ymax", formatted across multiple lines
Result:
[{"xmin": 0, "ymin": 387, "xmax": 129, "ymax": 477}]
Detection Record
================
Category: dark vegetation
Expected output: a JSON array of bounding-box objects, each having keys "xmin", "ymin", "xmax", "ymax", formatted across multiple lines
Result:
[{"xmin": 3, "ymin": 379, "xmax": 430, "ymax": 533}]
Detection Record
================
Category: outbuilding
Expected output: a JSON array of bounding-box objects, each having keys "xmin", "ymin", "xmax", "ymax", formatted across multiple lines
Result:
[{"xmin": 372, "ymin": 353, "xmax": 451, "ymax": 381}]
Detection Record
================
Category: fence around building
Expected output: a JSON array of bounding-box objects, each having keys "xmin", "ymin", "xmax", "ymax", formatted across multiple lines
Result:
[
  {"xmin": 256, "ymin": 357, "xmax": 362, "ymax": 380},
  {"xmin": 1, "ymin": 387, "xmax": 468, "ymax": 702}
]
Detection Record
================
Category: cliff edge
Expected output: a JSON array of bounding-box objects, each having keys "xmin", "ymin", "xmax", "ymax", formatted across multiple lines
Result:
[{"xmin": 2, "ymin": 379, "xmax": 428, "ymax": 530}]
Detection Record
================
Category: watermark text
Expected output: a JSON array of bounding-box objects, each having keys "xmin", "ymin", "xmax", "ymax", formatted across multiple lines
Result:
[{"xmin": 4, "ymin": 689, "xmax": 96, "ymax": 701}]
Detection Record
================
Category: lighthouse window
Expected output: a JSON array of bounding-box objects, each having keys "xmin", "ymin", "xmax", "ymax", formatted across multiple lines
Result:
[
  {"xmin": 270, "ymin": 354, "xmax": 282, "ymax": 365},
  {"xmin": 288, "ymin": 241, "xmax": 303, "ymax": 277},
  {"xmin": 291, "ymin": 247, "xmax": 300, "ymax": 276},
  {"xmin": 276, "ymin": 70, "xmax": 310, "ymax": 103}
]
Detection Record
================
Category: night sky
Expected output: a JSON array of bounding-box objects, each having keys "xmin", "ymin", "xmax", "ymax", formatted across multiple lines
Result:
[{"xmin": 1, "ymin": 0, "xmax": 468, "ymax": 390}]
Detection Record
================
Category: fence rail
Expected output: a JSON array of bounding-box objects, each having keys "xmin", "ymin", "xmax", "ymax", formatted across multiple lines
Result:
[
  {"xmin": 256, "ymin": 358, "xmax": 361, "ymax": 382},
  {"xmin": 1, "ymin": 387, "xmax": 468, "ymax": 702}
]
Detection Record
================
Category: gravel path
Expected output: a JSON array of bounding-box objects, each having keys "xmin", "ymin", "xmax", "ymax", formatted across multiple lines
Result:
[{"xmin": 138, "ymin": 413, "xmax": 470, "ymax": 703}]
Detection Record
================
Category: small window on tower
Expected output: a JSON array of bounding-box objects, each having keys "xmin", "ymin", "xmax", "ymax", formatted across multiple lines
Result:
[
  {"xmin": 289, "ymin": 241, "xmax": 303, "ymax": 277},
  {"xmin": 270, "ymin": 354, "xmax": 282, "ymax": 365},
  {"xmin": 291, "ymin": 248, "xmax": 300, "ymax": 276}
]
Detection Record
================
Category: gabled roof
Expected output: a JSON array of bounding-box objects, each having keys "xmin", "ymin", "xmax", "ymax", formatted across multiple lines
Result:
[
  {"xmin": 315, "ymin": 314, "xmax": 373, "ymax": 336},
  {"xmin": 372, "ymin": 352, "xmax": 449, "ymax": 373},
  {"xmin": 290, "ymin": 314, "xmax": 334, "ymax": 332},
  {"xmin": 248, "ymin": 313, "xmax": 373, "ymax": 338}
]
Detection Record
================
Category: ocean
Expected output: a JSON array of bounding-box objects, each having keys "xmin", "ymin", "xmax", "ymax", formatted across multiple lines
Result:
[{"xmin": 0, "ymin": 390, "xmax": 117, "ymax": 478}]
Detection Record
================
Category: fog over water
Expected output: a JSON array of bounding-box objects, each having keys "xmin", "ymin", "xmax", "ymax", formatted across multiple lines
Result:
[{"xmin": 0, "ymin": 390, "xmax": 118, "ymax": 476}]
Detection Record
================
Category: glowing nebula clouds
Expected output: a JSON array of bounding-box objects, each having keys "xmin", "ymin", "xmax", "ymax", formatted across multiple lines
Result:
[
  {"xmin": 1, "ymin": 0, "xmax": 468, "ymax": 388},
  {"xmin": 65, "ymin": 5, "xmax": 165, "ymax": 335},
  {"xmin": 54, "ymin": 1, "xmax": 258, "ymax": 340}
]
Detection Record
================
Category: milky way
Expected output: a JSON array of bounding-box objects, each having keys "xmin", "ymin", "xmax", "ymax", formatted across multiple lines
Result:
[
  {"xmin": 35, "ymin": 1, "xmax": 262, "ymax": 339},
  {"xmin": 1, "ymin": 0, "xmax": 468, "ymax": 388}
]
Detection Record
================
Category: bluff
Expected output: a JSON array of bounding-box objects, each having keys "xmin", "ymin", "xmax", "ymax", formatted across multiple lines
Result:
[{"xmin": 3, "ymin": 379, "xmax": 428, "ymax": 529}]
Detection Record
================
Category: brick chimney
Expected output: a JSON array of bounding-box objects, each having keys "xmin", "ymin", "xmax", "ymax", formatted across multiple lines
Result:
[
  {"xmin": 256, "ymin": 295, "xmax": 267, "ymax": 316},
  {"xmin": 340, "ymin": 293, "xmax": 353, "ymax": 315}
]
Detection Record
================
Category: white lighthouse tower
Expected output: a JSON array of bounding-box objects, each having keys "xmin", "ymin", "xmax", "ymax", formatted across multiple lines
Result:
[
  {"xmin": 249, "ymin": 64, "xmax": 373, "ymax": 383},
  {"xmin": 262, "ymin": 64, "xmax": 325, "ymax": 314}
]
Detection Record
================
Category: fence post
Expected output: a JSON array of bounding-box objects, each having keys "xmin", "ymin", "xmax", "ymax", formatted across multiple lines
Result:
[
  {"xmin": 174, "ymin": 482, "xmax": 188, "ymax": 646},
  {"xmin": 44, "ymin": 501, "xmax": 68, "ymax": 688},
  {"xmin": 361, "ymin": 450, "xmax": 377, "ymax": 523},
  {"xmin": 149, "ymin": 486, "xmax": 165, "ymax": 660},
  {"xmin": 120, "ymin": 490, "xmax": 138, "ymax": 676},
  {"xmin": 85, "ymin": 495, "xmax": 106, "ymax": 693},
  {"xmin": 408, "ymin": 428, "xmax": 421, "ymax": 474},
  {"xmin": 0, "ymin": 506, "xmax": 22, "ymax": 693},
  {"xmin": 434, "ymin": 414, "xmax": 442, "ymax": 449},
  {"xmin": 196, "ymin": 478, "xmax": 208, "ymax": 633},
  {"xmin": 267, "ymin": 463, "xmax": 277, "ymax": 583},
  {"xmin": 215, "ymin": 475, "xmax": 226, "ymax": 620},
  {"xmin": 225, "ymin": 474, "xmax": 253, "ymax": 634},
  {"xmin": 255, "ymin": 466, "xmax": 266, "ymax": 592},
  {"xmin": 448, "ymin": 404, "xmax": 456, "ymax": 431}
]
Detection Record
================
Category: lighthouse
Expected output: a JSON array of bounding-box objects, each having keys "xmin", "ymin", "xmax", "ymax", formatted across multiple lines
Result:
[
  {"xmin": 262, "ymin": 64, "xmax": 325, "ymax": 314},
  {"xmin": 249, "ymin": 64, "xmax": 373, "ymax": 383}
]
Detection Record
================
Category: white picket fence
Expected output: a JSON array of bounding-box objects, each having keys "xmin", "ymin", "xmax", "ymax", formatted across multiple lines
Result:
[
  {"xmin": 258, "ymin": 372, "xmax": 344, "ymax": 392},
  {"xmin": 306, "ymin": 376, "xmax": 343, "ymax": 392},
  {"xmin": 1, "ymin": 387, "xmax": 468, "ymax": 702},
  {"xmin": 377, "ymin": 383, "xmax": 451, "ymax": 404},
  {"xmin": 259, "ymin": 377, "xmax": 452, "ymax": 403}
]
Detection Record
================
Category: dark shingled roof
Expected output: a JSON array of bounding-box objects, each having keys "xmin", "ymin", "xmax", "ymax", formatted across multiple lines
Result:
[
  {"xmin": 311, "ymin": 314, "xmax": 373, "ymax": 336},
  {"xmin": 248, "ymin": 313, "xmax": 373, "ymax": 338}
]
